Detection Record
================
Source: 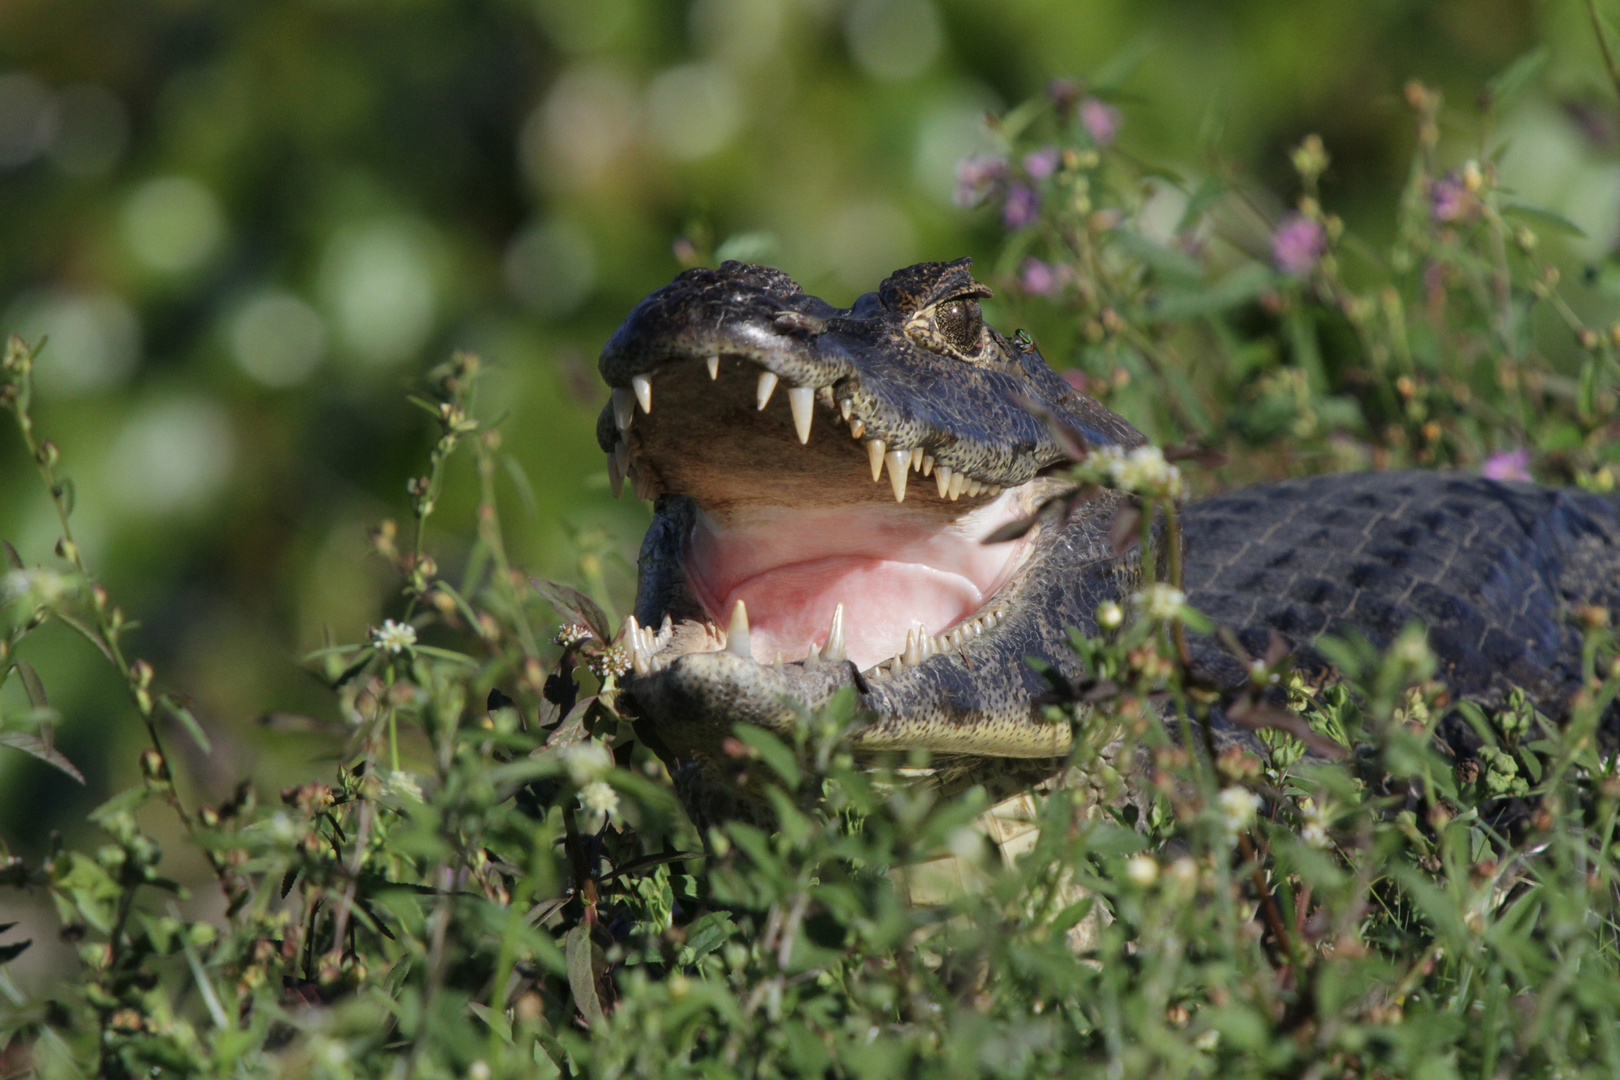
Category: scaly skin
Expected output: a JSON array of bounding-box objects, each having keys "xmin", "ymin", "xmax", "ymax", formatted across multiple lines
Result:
[{"xmin": 596, "ymin": 259, "xmax": 1620, "ymax": 817}]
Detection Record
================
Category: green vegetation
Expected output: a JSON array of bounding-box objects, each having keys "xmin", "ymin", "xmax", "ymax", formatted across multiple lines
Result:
[{"xmin": 5, "ymin": 1, "xmax": 1620, "ymax": 1076}]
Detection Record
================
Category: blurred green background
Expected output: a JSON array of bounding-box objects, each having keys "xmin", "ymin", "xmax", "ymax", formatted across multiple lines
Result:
[{"xmin": 1, "ymin": 0, "xmax": 1617, "ymax": 849}]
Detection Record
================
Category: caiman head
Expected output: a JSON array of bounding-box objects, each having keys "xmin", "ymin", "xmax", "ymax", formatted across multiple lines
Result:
[{"xmin": 597, "ymin": 258, "xmax": 1146, "ymax": 767}]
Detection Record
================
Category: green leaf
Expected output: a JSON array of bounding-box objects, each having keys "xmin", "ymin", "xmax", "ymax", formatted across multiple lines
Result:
[
  {"xmin": 714, "ymin": 231, "xmax": 779, "ymax": 264},
  {"xmin": 732, "ymin": 726, "xmax": 801, "ymax": 789},
  {"xmin": 1485, "ymin": 47, "xmax": 1547, "ymax": 112},
  {"xmin": 13, "ymin": 661, "xmax": 46, "ymax": 710},
  {"xmin": 682, "ymin": 912, "xmax": 737, "ymax": 962},
  {"xmin": 0, "ymin": 732, "xmax": 83, "ymax": 783},
  {"xmin": 564, "ymin": 925, "xmax": 606, "ymax": 1028},
  {"xmin": 1578, "ymin": 358, "xmax": 1598, "ymax": 424},
  {"xmin": 1152, "ymin": 263, "xmax": 1273, "ymax": 320},
  {"xmin": 160, "ymin": 695, "xmax": 212, "ymax": 754},
  {"xmin": 1, "ymin": 542, "xmax": 21, "ymax": 571},
  {"xmin": 51, "ymin": 609, "xmax": 116, "ymax": 665},
  {"xmin": 500, "ymin": 454, "xmax": 538, "ymax": 519},
  {"xmin": 530, "ymin": 577, "xmax": 612, "ymax": 643},
  {"xmin": 1500, "ymin": 202, "xmax": 1586, "ymax": 238},
  {"xmin": 410, "ymin": 644, "xmax": 480, "ymax": 667}
]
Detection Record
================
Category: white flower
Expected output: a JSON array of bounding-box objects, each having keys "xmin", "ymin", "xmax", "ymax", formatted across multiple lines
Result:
[
  {"xmin": 553, "ymin": 623, "xmax": 593, "ymax": 648},
  {"xmin": 3, "ymin": 568, "xmax": 69, "ymax": 608},
  {"xmin": 1096, "ymin": 600, "xmax": 1124, "ymax": 629},
  {"xmin": 578, "ymin": 780, "xmax": 619, "ymax": 817},
  {"xmin": 382, "ymin": 770, "xmax": 424, "ymax": 802},
  {"xmin": 1299, "ymin": 797, "xmax": 1330, "ymax": 848},
  {"xmin": 562, "ymin": 740, "xmax": 613, "ymax": 786},
  {"xmin": 1125, "ymin": 854, "xmax": 1159, "ymax": 886},
  {"xmin": 1095, "ymin": 444, "xmax": 1186, "ymax": 498},
  {"xmin": 1218, "ymin": 786, "xmax": 1261, "ymax": 836},
  {"xmin": 1133, "ymin": 583, "xmax": 1186, "ymax": 621},
  {"xmin": 372, "ymin": 619, "xmax": 417, "ymax": 653}
]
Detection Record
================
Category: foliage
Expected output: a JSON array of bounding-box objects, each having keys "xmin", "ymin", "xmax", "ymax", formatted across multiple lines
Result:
[{"xmin": 4, "ymin": 47, "xmax": 1620, "ymax": 1080}]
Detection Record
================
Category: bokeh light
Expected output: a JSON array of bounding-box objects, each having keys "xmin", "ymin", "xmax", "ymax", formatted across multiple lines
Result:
[
  {"xmin": 318, "ymin": 220, "xmax": 439, "ymax": 370},
  {"xmin": 121, "ymin": 176, "xmax": 227, "ymax": 275},
  {"xmin": 4, "ymin": 288, "xmax": 140, "ymax": 396},
  {"xmin": 103, "ymin": 396, "xmax": 236, "ymax": 516},
  {"xmin": 226, "ymin": 289, "xmax": 327, "ymax": 388}
]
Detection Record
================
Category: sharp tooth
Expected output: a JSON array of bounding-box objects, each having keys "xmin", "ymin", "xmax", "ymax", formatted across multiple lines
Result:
[
  {"xmin": 705, "ymin": 355, "xmax": 720, "ymax": 380},
  {"xmin": 658, "ymin": 614, "xmax": 672, "ymax": 641},
  {"xmin": 935, "ymin": 466, "xmax": 953, "ymax": 499},
  {"xmin": 968, "ymin": 479, "xmax": 982, "ymax": 496},
  {"xmin": 804, "ymin": 642, "xmax": 821, "ymax": 667},
  {"xmin": 910, "ymin": 447, "xmax": 924, "ymax": 472},
  {"xmin": 949, "ymin": 472, "xmax": 967, "ymax": 500},
  {"xmin": 849, "ymin": 418, "xmax": 865, "ymax": 439},
  {"xmin": 867, "ymin": 439, "xmax": 887, "ymax": 482},
  {"xmin": 840, "ymin": 399, "xmax": 853, "ymax": 421},
  {"xmin": 987, "ymin": 484, "xmax": 1001, "ymax": 496},
  {"xmin": 885, "ymin": 448, "xmax": 909, "ymax": 501},
  {"xmin": 890, "ymin": 656, "xmax": 905, "ymax": 675},
  {"xmin": 903, "ymin": 629, "xmax": 922, "ymax": 666},
  {"xmin": 607, "ymin": 450, "xmax": 624, "ymax": 499},
  {"xmin": 611, "ymin": 388, "xmax": 635, "ymax": 432},
  {"xmin": 824, "ymin": 604, "xmax": 846, "ymax": 662},
  {"xmin": 626, "ymin": 617, "xmax": 646, "ymax": 673},
  {"xmin": 817, "ymin": 387, "xmax": 836, "ymax": 410},
  {"xmin": 631, "ymin": 374, "xmax": 652, "ymax": 414},
  {"xmin": 774, "ymin": 651, "xmax": 783, "ymax": 666},
  {"xmin": 756, "ymin": 371, "xmax": 778, "ymax": 410},
  {"xmin": 922, "ymin": 455, "xmax": 934, "ymax": 477},
  {"xmin": 920, "ymin": 632, "xmax": 935, "ymax": 660},
  {"xmin": 788, "ymin": 386, "xmax": 814, "ymax": 444},
  {"xmin": 726, "ymin": 600, "xmax": 752, "ymax": 658}
]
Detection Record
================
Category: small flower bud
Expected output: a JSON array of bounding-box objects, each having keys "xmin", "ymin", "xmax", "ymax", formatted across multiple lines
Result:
[
  {"xmin": 130, "ymin": 660, "xmax": 154, "ymax": 689},
  {"xmin": 35, "ymin": 440, "xmax": 58, "ymax": 467},
  {"xmin": 139, "ymin": 748, "xmax": 168, "ymax": 785},
  {"xmin": 54, "ymin": 538, "xmax": 77, "ymax": 563}
]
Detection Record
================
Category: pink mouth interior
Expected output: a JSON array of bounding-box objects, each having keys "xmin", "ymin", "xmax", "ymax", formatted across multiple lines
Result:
[{"xmin": 685, "ymin": 492, "xmax": 1032, "ymax": 670}]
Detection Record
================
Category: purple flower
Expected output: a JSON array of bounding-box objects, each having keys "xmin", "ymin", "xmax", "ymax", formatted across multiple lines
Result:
[
  {"xmin": 1079, "ymin": 97, "xmax": 1121, "ymax": 148},
  {"xmin": 1020, "ymin": 256, "xmax": 1059, "ymax": 296},
  {"xmin": 1271, "ymin": 214, "xmax": 1326, "ymax": 277},
  {"xmin": 953, "ymin": 154, "xmax": 1007, "ymax": 208},
  {"xmin": 1482, "ymin": 448, "xmax": 1532, "ymax": 482},
  {"xmin": 1429, "ymin": 174, "xmax": 1478, "ymax": 223},
  {"xmin": 1023, "ymin": 146, "xmax": 1059, "ymax": 180},
  {"xmin": 1002, "ymin": 182, "xmax": 1039, "ymax": 229}
]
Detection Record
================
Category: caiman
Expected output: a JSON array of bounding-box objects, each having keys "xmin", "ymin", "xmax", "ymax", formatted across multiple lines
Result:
[{"xmin": 595, "ymin": 257, "xmax": 1620, "ymax": 835}]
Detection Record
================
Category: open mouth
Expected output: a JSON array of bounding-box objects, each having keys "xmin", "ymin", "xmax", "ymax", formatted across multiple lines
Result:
[{"xmin": 605, "ymin": 352, "xmax": 1053, "ymax": 677}]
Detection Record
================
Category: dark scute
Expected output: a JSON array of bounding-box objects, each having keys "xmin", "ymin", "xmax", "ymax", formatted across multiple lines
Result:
[
  {"xmin": 712, "ymin": 260, "xmax": 802, "ymax": 296},
  {"xmin": 878, "ymin": 258, "xmax": 991, "ymax": 315}
]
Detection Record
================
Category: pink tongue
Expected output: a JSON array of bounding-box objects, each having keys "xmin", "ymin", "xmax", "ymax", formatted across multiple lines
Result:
[{"xmin": 720, "ymin": 557, "xmax": 983, "ymax": 670}]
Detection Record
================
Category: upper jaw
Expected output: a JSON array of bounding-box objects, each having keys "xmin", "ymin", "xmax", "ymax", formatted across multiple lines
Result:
[
  {"xmin": 595, "ymin": 262, "xmax": 1108, "ymax": 501},
  {"xmin": 596, "ymin": 260, "xmax": 1147, "ymax": 761}
]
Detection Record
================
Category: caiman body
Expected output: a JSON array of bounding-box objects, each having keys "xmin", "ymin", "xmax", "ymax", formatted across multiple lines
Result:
[{"xmin": 597, "ymin": 259, "xmax": 1620, "ymax": 813}]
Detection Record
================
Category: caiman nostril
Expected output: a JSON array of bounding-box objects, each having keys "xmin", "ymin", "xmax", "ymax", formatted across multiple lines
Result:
[{"xmin": 772, "ymin": 311, "xmax": 825, "ymax": 335}]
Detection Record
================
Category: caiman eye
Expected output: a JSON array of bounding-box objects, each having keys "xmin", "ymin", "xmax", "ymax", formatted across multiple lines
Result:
[{"xmin": 934, "ymin": 299, "xmax": 983, "ymax": 355}]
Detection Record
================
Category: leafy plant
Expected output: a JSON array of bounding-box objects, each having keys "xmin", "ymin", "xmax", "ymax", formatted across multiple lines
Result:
[{"xmin": 3, "ymin": 51, "xmax": 1620, "ymax": 1078}]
